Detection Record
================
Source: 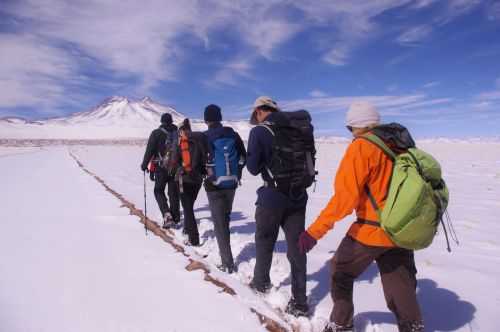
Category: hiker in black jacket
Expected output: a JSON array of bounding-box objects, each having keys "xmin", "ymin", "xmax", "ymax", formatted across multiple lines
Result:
[
  {"xmin": 141, "ymin": 113, "xmax": 180, "ymax": 229},
  {"xmin": 203, "ymin": 104, "xmax": 246, "ymax": 274}
]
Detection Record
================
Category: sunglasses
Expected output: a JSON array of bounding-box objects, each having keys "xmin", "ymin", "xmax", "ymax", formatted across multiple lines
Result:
[{"xmin": 346, "ymin": 126, "xmax": 353, "ymax": 132}]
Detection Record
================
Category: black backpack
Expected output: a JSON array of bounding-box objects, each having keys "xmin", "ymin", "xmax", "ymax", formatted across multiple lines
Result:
[
  {"xmin": 158, "ymin": 127, "xmax": 179, "ymax": 174},
  {"xmin": 259, "ymin": 110, "xmax": 317, "ymax": 199}
]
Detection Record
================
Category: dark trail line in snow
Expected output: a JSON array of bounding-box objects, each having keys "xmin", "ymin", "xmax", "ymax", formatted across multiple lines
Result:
[{"xmin": 68, "ymin": 151, "xmax": 293, "ymax": 332}]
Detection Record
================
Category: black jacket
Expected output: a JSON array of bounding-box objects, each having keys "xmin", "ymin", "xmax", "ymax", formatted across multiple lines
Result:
[{"xmin": 141, "ymin": 123, "xmax": 178, "ymax": 170}]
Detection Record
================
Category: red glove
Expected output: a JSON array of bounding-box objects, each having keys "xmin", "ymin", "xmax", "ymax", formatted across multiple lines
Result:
[
  {"xmin": 298, "ymin": 231, "xmax": 317, "ymax": 254},
  {"xmin": 148, "ymin": 160, "xmax": 156, "ymax": 173}
]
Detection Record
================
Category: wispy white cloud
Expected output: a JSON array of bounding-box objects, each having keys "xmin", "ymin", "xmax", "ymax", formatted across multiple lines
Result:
[
  {"xmin": 437, "ymin": 0, "xmax": 482, "ymax": 25},
  {"xmin": 486, "ymin": 2, "xmax": 500, "ymax": 21},
  {"xmin": 0, "ymin": 33, "xmax": 78, "ymax": 109},
  {"xmin": 411, "ymin": 0, "xmax": 439, "ymax": 9},
  {"xmin": 386, "ymin": 84, "xmax": 399, "ymax": 92},
  {"xmin": 423, "ymin": 81, "xmax": 441, "ymax": 89},
  {"xmin": 279, "ymin": 93, "xmax": 453, "ymax": 117},
  {"xmin": 397, "ymin": 25, "xmax": 433, "ymax": 45},
  {"xmin": 294, "ymin": 0, "xmax": 412, "ymax": 66},
  {"xmin": 477, "ymin": 90, "xmax": 500, "ymax": 100},
  {"xmin": 208, "ymin": 56, "xmax": 255, "ymax": 87},
  {"xmin": 323, "ymin": 46, "xmax": 350, "ymax": 66},
  {"xmin": 310, "ymin": 90, "xmax": 329, "ymax": 98}
]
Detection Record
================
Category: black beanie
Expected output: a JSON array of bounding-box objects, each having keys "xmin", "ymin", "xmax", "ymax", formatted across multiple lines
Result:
[
  {"xmin": 204, "ymin": 104, "xmax": 222, "ymax": 122},
  {"xmin": 161, "ymin": 113, "xmax": 173, "ymax": 124}
]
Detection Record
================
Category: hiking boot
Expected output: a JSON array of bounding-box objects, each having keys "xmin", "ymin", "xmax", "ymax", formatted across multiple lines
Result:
[
  {"xmin": 398, "ymin": 321, "xmax": 424, "ymax": 332},
  {"xmin": 216, "ymin": 263, "xmax": 237, "ymax": 274},
  {"xmin": 285, "ymin": 298, "xmax": 309, "ymax": 318},
  {"xmin": 183, "ymin": 238, "xmax": 200, "ymax": 247},
  {"xmin": 162, "ymin": 212, "xmax": 175, "ymax": 229},
  {"xmin": 249, "ymin": 280, "xmax": 272, "ymax": 294},
  {"xmin": 322, "ymin": 322, "xmax": 354, "ymax": 332}
]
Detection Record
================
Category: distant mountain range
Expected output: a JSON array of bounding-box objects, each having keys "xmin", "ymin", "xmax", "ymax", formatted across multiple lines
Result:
[{"xmin": 0, "ymin": 96, "xmax": 253, "ymax": 139}]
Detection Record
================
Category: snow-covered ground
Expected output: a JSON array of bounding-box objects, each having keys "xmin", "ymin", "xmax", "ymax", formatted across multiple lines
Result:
[{"xmin": 1, "ymin": 141, "xmax": 499, "ymax": 331}]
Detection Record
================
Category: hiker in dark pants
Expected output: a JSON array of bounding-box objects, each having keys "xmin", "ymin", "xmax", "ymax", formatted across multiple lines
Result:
[
  {"xmin": 203, "ymin": 104, "xmax": 246, "ymax": 274},
  {"xmin": 176, "ymin": 119, "xmax": 208, "ymax": 246},
  {"xmin": 141, "ymin": 113, "xmax": 180, "ymax": 228},
  {"xmin": 246, "ymin": 96, "xmax": 310, "ymax": 318},
  {"xmin": 299, "ymin": 101, "xmax": 423, "ymax": 332}
]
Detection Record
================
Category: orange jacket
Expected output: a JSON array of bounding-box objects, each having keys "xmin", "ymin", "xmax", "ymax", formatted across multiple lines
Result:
[{"xmin": 307, "ymin": 137, "xmax": 395, "ymax": 247}]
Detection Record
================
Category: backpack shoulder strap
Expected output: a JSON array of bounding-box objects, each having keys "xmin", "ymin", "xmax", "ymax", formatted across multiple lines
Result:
[
  {"xmin": 356, "ymin": 133, "xmax": 396, "ymax": 222},
  {"xmin": 358, "ymin": 133, "xmax": 397, "ymax": 161},
  {"xmin": 257, "ymin": 122, "xmax": 275, "ymax": 136}
]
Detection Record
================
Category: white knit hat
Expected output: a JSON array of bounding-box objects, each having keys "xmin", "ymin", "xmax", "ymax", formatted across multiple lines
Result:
[{"xmin": 345, "ymin": 101, "xmax": 380, "ymax": 128}]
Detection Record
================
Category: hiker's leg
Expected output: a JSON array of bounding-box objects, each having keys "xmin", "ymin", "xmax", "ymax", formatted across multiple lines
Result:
[
  {"xmin": 207, "ymin": 189, "xmax": 235, "ymax": 267},
  {"xmin": 252, "ymin": 205, "xmax": 283, "ymax": 287},
  {"xmin": 181, "ymin": 182, "xmax": 201, "ymax": 245},
  {"xmin": 330, "ymin": 236, "xmax": 384, "ymax": 327},
  {"xmin": 167, "ymin": 177, "xmax": 180, "ymax": 223},
  {"xmin": 153, "ymin": 169, "xmax": 169, "ymax": 217},
  {"xmin": 281, "ymin": 206, "xmax": 307, "ymax": 307},
  {"xmin": 377, "ymin": 249, "xmax": 423, "ymax": 331}
]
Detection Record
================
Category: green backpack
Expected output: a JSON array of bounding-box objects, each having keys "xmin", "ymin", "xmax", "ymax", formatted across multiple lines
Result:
[{"xmin": 360, "ymin": 133, "xmax": 450, "ymax": 250}]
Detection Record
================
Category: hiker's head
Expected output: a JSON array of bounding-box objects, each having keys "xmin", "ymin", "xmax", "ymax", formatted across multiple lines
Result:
[
  {"xmin": 346, "ymin": 101, "xmax": 380, "ymax": 137},
  {"xmin": 161, "ymin": 113, "xmax": 173, "ymax": 125},
  {"xmin": 179, "ymin": 118, "xmax": 191, "ymax": 137},
  {"xmin": 204, "ymin": 104, "xmax": 222, "ymax": 125},
  {"xmin": 250, "ymin": 96, "xmax": 280, "ymax": 125}
]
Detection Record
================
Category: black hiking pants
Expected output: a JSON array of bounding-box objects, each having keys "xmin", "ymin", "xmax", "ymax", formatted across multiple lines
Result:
[
  {"xmin": 154, "ymin": 169, "xmax": 180, "ymax": 222},
  {"xmin": 180, "ymin": 182, "xmax": 201, "ymax": 245},
  {"xmin": 253, "ymin": 205, "xmax": 307, "ymax": 306},
  {"xmin": 330, "ymin": 236, "xmax": 423, "ymax": 331},
  {"xmin": 207, "ymin": 189, "xmax": 236, "ymax": 268}
]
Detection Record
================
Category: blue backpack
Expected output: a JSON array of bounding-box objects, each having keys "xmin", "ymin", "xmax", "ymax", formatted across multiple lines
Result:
[{"xmin": 210, "ymin": 136, "xmax": 239, "ymax": 189}]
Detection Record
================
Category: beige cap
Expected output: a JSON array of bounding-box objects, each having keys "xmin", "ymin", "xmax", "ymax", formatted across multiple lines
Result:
[{"xmin": 250, "ymin": 96, "xmax": 280, "ymax": 125}]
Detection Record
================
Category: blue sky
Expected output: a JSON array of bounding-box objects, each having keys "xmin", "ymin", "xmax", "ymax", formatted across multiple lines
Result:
[{"xmin": 1, "ymin": 0, "xmax": 499, "ymax": 138}]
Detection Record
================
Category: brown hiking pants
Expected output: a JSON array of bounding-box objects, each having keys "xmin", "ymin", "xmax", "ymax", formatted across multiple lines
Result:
[{"xmin": 330, "ymin": 236, "xmax": 423, "ymax": 330}]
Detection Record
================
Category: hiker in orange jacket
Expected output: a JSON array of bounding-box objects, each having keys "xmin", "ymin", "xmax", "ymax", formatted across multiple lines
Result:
[{"xmin": 298, "ymin": 101, "xmax": 423, "ymax": 332}]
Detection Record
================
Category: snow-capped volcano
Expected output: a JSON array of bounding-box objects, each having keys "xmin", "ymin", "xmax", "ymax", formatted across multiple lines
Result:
[
  {"xmin": 0, "ymin": 97, "xmax": 252, "ymax": 140},
  {"xmin": 45, "ymin": 96, "xmax": 184, "ymax": 127}
]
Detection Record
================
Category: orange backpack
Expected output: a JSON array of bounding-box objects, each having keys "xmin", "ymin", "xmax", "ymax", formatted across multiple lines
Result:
[{"xmin": 180, "ymin": 132, "xmax": 192, "ymax": 173}]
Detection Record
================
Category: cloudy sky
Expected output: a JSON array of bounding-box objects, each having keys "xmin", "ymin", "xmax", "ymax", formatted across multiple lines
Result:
[{"xmin": 1, "ymin": 0, "xmax": 499, "ymax": 137}]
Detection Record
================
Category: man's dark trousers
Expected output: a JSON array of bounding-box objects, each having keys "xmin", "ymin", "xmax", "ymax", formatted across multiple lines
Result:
[
  {"xmin": 207, "ymin": 189, "xmax": 236, "ymax": 268},
  {"xmin": 331, "ymin": 236, "xmax": 422, "ymax": 329},
  {"xmin": 154, "ymin": 168, "xmax": 180, "ymax": 222},
  {"xmin": 253, "ymin": 205, "xmax": 307, "ymax": 306}
]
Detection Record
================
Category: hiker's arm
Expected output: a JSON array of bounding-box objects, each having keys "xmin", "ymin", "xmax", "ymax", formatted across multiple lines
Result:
[
  {"xmin": 235, "ymin": 132, "xmax": 247, "ymax": 166},
  {"xmin": 235, "ymin": 132, "xmax": 247, "ymax": 180},
  {"xmin": 201, "ymin": 134, "xmax": 210, "ymax": 176},
  {"xmin": 141, "ymin": 131, "xmax": 156, "ymax": 170},
  {"xmin": 246, "ymin": 127, "xmax": 265, "ymax": 176},
  {"xmin": 307, "ymin": 140, "xmax": 371, "ymax": 240}
]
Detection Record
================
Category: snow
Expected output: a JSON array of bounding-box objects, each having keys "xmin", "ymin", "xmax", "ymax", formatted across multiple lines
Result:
[
  {"xmin": 1, "ymin": 140, "xmax": 499, "ymax": 331},
  {"xmin": 0, "ymin": 147, "xmax": 265, "ymax": 332}
]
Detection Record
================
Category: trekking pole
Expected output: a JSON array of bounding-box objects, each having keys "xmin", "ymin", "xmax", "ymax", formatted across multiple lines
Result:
[{"xmin": 143, "ymin": 171, "xmax": 148, "ymax": 236}]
